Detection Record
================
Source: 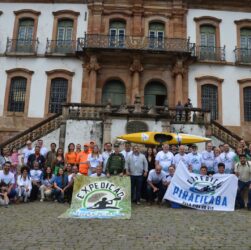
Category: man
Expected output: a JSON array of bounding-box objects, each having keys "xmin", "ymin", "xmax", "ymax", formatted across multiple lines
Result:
[
  {"xmin": 37, "ymin": 139, "xmax": 48, "ymax": 157},
  {"xmin": 165, "ymin": 165, "xmax": 175, "ymax": 188},
  {"xmin": 200, "ymin": 165, "xmax": 208, "ymax": 176},
  {"xmin": 219, "ymin": 143, "xmax": 236, "ymax": 174},
  {"xmin": 174, "ymin": 145, "xmax": 189, "ymax": 168},
  {"xmin": 175, "ymin": 101, "xmax": 183, "ymax": 121},
  {"xmin": 187, "ymin": 144, "xmax": 202, "ymax": 174},
  {"xmin": 126, "ymin": 145, "xmax": 148, "ymax": 204},
  {"xmin": 155, "ymin": 144, "xmax": 174, "ymax": 173},
  {"xmin": 102, "ymin": 142, "xmax": 113, "ymax": 173},
  {"xmin": 22, "ymin": 140, "xmax": 34, "ymax": 166},
  {"xmin": 184, "ymin": 98, "xmax": 193, "ymax": 121},
  {"xmin": 234, "ymin": 154, "xmax": 251, "ymax": 210},
  {"xmin": 46, "ymin": 143, "xmax": 57, "ymax": 168},
  {"xmin": 27, "ymin": 146, "xmax": 46, "ymax": 170},
  {"xmin": 147, "ymin": 164, "xmax": 167, "ymax": 204},
  {"xmin": 89, "ymin": 141, "xmax": 95, "ymax": 153},
  {"xmin": 67, "ymin": 165, "xmax": 81, "ymax": 203},
  {"xmin": 213, "ymin": 163, "xmax": 226, "ymax": 178},
  {"xmin": 171, "ymin": 145, "xmax": 178, "ymax": 155},
  {"xmin": 0, "ymin": 161, "xmax": 16, "ymax": 199},
  {"xmin": 90, "ymin": 165, "xmax": 106, "ymax": 177},
  {"xmin": 106, "ymin": 144, "xmax": 125, "ymax": 177},
  {"xmin": 121, "ymin": 142, "xmax": 132, "ymax": 161},
  {"xmin": 29, "ymin": 161, "xmax": 43, "ymax": 201},
  {"xmin": 76, "ymin": 144, "xmax": 89, "ymax": 175},
  {"xmin": 201, "ymin": 142, "xmax": 215, "ymax": 175}
]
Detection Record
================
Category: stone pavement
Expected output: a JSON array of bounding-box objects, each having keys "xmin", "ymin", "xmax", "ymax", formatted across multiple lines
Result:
[{"xmin": 0, "ymin": 202, "xmax": 250, "ymax": 250}]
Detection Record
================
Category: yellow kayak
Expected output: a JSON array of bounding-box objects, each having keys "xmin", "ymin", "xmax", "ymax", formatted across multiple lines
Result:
[{"xmin": 117, "ymin": 132, "xmax": 211, "ymax": 145}]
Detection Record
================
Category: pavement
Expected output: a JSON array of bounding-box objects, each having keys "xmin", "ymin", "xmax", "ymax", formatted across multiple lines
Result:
[{"xmin": 0, "ymin": 202, "xmax": 250, "ymax": 250}]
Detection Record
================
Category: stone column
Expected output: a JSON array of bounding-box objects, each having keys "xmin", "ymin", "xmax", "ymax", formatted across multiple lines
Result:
[
  {"xmin": 172, "ymin": 60, "xmax": 185, "ymax": 105},
  {"xmin": 86, "ymin": 55, "xmax": 101, "ymax": 104},
  {"xmin": 130, "ymin": 56, "xmax": 143, "ymax": 104},
  {"xmin": 103, "ymin": 118, "xmax": 112, "ymax": 145}
]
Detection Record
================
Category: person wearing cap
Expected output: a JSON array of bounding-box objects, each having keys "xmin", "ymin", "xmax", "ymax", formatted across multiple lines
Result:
[
  {"xmin": 234, "ymin": 154, "xmax": 251, "ymax": 210},
  {"xmin": 22, "ymin": 140, "xmax": 34, "ymax": 166},
  {"xmin": 76, "ymin": 144, "xmax": 90, "ymax": 175},
  {"xmin": 102, "ymin": 142, "xmax": 113, "ymax": 173},
  {"xmin": 155, "ymin": 144, "xmax": 174, "ymax": 173},
  {"xmin": 187, "ymin": 144, "xmax": 202, "ymax": 174},
  {"xmin": 106, "ymin": 144, "xmax": 125, "ymax": 177}
]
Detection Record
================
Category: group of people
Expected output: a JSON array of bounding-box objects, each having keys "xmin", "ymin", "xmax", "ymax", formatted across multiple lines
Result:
[{"xmin": 0, "ymin": 138, "xmax": 250, "ymax": 210}]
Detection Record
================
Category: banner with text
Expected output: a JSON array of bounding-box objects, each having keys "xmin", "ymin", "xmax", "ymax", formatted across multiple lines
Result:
[
  {"xmin": 164, "ymin": 161, "xmax": 238, "ymax": 211},
  {"xmin": 60, "ymin": 176, "xmax": 131, "ymax": 219}
]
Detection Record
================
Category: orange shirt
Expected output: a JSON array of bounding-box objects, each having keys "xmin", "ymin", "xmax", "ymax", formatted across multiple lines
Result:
[
  {"xmin": 65, "ymin": 152, "xmax": 77, "ymax": 165},
  {"xmin": 76, "ymin": 151, "xmax": 89, "ymax": 175}
]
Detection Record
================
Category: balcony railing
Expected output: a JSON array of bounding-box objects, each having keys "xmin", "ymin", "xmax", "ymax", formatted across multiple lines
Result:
[
  {"xmin": 196, "ymin": 45, "xmax": 225, "ymax": 61},
  {"xmin": 5, "ymin": 38, "xmax": 39, "ymax": 55},
  {"xmin": 234, "ymin": 47, "xmax": 251, "ymax": 64},
  {"xmin": 77, "ymin": 35, "xmax": 195, "ymax": 54},
  {"xmin": 46, "ymin": 39, "xmax": 76, "ymax": 54}
]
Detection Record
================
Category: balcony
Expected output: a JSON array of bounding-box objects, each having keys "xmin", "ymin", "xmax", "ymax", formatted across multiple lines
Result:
[
  {"xmin": 234, "ymin": 48, "xmax": 251, "ymax": 64},
  {"xmin": 77, "ymin": 34, "xmax": 195, "ymax": 54},
  {"xmin": 5, "ymin": 38, "xmax": 39, "ymax": 55},
  {"xmin": 196, "ymin": 45, "xmax": 225, "ymax": 62},
  {"xmin": 46, "ymin": 39, "xmax": 76, "ymax": 55}
]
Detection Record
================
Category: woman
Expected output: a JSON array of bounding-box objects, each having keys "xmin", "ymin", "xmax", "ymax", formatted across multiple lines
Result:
[
  {"xmin": 65, "ymin": 143, "xmax": 77, "ymax": 166},
  {"xmin": 16, "ymin": 166, "xmax": 32, "ymax": 203},
  {"xmin": 87, "ymin": 145, "xmax": 103, "ymax": 175},
  {"xmin": 213, "ymin": 147, "xmax": 221, "ymax": 173},
  {"xmin": 52, "ymin": 168, "xmax": 69, "ymax": 203},
  {"xmin": 39, "ymin": 166, "xmax": 55, "ymax": 202},
  {"xmin": 52, "ymin": 148, "xmax": 65, "ymax": 175},
  {"xmin": 142, "ymin": 147, "xmax": 155, "ymax": 200}
]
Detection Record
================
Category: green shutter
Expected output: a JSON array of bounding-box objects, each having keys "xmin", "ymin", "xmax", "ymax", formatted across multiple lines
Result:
[
  {"xmin": 144, "ymin": 82, "xmax": 167, "ymax": 106},
  {"xmin": 102, "ymin": 81, "xmax": 126, "ymax": 105}
]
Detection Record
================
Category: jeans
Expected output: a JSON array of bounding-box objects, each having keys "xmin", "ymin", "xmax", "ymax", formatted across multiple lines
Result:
[
  {"xmin": 147, "ymin": 182, "xmax": 166, "ymax": 202},
  {"xmin": 131, "ymin": 176, "xmax": 143, "ymax": 202},
  {"xmin": 52, "ymin": 189, "xmax": 64, "ymax": 202},
  {"xmin": 236, "ymin": 180, "xmax": 251, "ymax": 208}
]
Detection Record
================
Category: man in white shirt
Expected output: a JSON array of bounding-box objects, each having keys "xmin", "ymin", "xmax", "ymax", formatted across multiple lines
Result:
[
  {"xmin": 219, "ymin": 143, "xmax": 236, "ymax": 174},
  {"xmin": 0, "ymin": 161, "xmax": 16, "ymax": 199},
  {"xmin": 155, "ymin": 144, "xmax": 174, "ymax": 173},
  {"xmin": 102, "ymin": 142, "xmax": 114, "ymax": 173},
  {"xmin": 121, "ymin": 142, "xmax": 132, "ymax": 161},
  {"xmin": 29, "ymin": 161, "xmax": 43, "ymax": 201},
  {"xmin": 187, "ymin": 144, "xmax": 202, "ymax": 174},
  {"xmin": 22, "ymin": 140, "xmax": 34, "ymax": 166},
  {"xmin": 174, "ymin": 145, "xmax": 188, "ymax": 168},
  {"xmin": 213, "ymin": 162, "xmax": 226, "ymax": 178},
  {"xmin": 90, "ymin": 165, "xmax": 106, "ymax": 177},
  {"xmin": 37, "ymin": 139, "xmax": 48, "ymax": 158},
  {"xmin": 147, "ymin": 164, "xmax": 167, "ymax": 204},
  {"xmin": 201, "ymin": 142, "xmax": 215, "ymax": 175}
]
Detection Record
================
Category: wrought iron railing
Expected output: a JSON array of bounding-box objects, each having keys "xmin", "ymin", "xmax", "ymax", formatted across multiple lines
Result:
[
  {"xmin": 210, "ymin": 120, "xmax": 242, "ymax": 149},
  {"xmin": 234, "ymin": 47, "xmax": 251, "ymax": 64},
  {"xmin": 5, "ymin": 38, "xmax": 39, "ymax": 54},
  {"xmin": 0, "ymin": 113, "xmax": 63, "ymax": 150},
  {"xmin": 46, "ymin": 39, "xmax": 76, "ymax": 54},
  {"xmin": 77, "ymin": 35, "xmax": 195, "ymax": 54},
  {"xmin": 196, "ymin": 45, "xmax": 226, "ymax": 61}
]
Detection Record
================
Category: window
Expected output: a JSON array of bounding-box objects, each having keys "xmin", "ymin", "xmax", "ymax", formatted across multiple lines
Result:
[
  {"xmin": 201, "ymin": 84, "xmax": 218, "ymax": 120},
  {"xmin": 102, "ymin": 80, "xmax": 125, "ymax": 105},
  {"xmin": 240, "ymin": 28, "xmax": 251, "ymax": 63},
  {"xmin": 56, "ymin": 19, "xmax": 74, "ymax": 53},
  {"xmin": 200, "ymin": 25, "xmax": 216, "ymax": 60},
  {"xmin": 244, "ymin": 87, "xmax": 251, "ymax": 121},
  {"xmin": 144, "ymin": 81, "xmax": 167, "ymax": 106},
  {"xmin": 16, "ymin": 18, "xmax": 34, "ymax": 52},
  {"xmin": 149, "ymin": 22, "xmax": 165, "ymax": 49},
  {"xmin": 49, "ymin": 78, "xmax": 68, "ymax": 113},
  {"xmin": 8, "ymin": 77, "xmax": 27, "ymax": 112},
  {"xmin": 109, "ymin": 21, "xmax": 125, "ymax": 48}
]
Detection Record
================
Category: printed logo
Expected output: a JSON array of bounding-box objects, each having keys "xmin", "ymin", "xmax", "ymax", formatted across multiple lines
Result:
[{"xmin": 141, "ymin": 133, "xmax": 149, "ymax": 142}]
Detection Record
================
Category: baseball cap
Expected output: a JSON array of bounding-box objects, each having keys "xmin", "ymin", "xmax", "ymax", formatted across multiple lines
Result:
[{"xmin": 114, "ymin": 143, "xmax": 120, "ymax": 148}]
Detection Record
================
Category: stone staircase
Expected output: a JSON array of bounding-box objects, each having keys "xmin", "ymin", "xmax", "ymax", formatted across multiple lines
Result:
[{"xmin": 0, "ymin": 103, "xmax": 242, "ymax": 150}]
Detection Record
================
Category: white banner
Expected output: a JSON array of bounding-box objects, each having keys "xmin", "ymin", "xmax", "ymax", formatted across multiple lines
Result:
[{"xmin": 164, "ymin": 161, "xmax": 238, "ymax": 211}]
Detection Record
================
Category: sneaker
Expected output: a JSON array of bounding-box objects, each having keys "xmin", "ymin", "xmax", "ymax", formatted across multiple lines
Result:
[{"xmin": 40, "ymin": 198, "xmax": 44, "ymax": 202}]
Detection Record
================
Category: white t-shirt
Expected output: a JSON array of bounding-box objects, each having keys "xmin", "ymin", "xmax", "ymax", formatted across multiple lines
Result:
[
  {"xmin": 187, "ymin": 152, "xmax": 202, "ymax": 174},
  {"xmin": 219, "ymin": 151, "xmax": 236, "ymax": 174},
  {"xmin": 22, "ymin": 148, "xmax": 34, "ymax": 165},
  {"xmin": 201, "ymin": 150, "xmax": 215, "ymax": 172},
  {"xmin": 0, "ymin": 170, "xmax": 15, "ymax": 185},
  {"xmin": 90, "ymin": 173, "xmax": 106, "ymax": 177},
  {"xmin": 68, "ymin": 173, "xmax": 82, "ymax": 183},
  {"xmin": 147, "ymin": 169, "xmax": 167, "ymax": 184},
  {"xmin": 174, "ymin": 153, "xmax": 189, "ymax": 168},
  {"xmin": 40, "ymin": 147, "xmax": 48, "ymax": 157},
  {"xmin": 30, "ymin": 169, "xmax": 43, "ymax": 182},
  {"xmin": 87, "ymin": 154, "xmax": 103, "ymax": 169},
  {"xmin": 155, "ymin": 151, "xmax": 174, "ymax": 172}
]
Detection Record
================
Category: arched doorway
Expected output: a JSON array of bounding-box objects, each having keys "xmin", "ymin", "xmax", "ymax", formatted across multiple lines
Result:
[
  {"xmin": 144, "ymin": 81, "xmax": 167, "ymax": 106},
  {"xmin": 102, "ymin": 80, "xmax": 126, "ymax": 105}
]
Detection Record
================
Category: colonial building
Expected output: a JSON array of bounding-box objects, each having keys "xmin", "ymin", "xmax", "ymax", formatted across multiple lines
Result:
[{"xmin": 0, "ymin": 0, "xmax": 251, "ymax": 149}]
